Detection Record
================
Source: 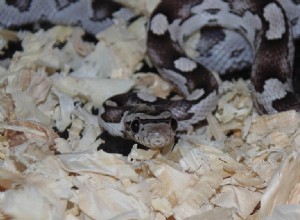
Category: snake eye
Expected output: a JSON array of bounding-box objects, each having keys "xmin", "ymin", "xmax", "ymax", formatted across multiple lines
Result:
[
  {"xmin": 131, "ymin": 119, "xmax": 140, "ymax": 133},
  {"xmin": 170, "ymin": 118, "xmax": 178, "ymax": 131}
]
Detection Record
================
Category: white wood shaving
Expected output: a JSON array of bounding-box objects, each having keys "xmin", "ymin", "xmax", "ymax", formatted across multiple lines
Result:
[{"xmin": 1, "ymin": 2, "xmax": 300, "ymax": 219}]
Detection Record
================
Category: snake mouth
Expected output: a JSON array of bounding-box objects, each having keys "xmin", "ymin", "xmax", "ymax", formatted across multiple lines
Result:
[
  {"xmin": 143, "ymin": 130, "xmax": 175, "ymax": 155},
  {"xmin": 125, "ymin": 121, "xmax": 176, "ymax": 150},
  {"xmin": 147, "ymin": 132, "xmax": 171, "ymax": 148},
  {"xmin": 138, "ymin": 124, "xmax": 176, "ymax": 150}
]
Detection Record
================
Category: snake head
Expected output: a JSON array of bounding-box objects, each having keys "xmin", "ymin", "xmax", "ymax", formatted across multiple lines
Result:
[{"xmin": 124, "ymin": 107, "xmax": 177, "ymax": 152}]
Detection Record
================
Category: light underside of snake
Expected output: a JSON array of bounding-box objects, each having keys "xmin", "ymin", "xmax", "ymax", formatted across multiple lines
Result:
[{"xmin": 1, "ymin": 0, "xmax": 300, "ymax": 151}]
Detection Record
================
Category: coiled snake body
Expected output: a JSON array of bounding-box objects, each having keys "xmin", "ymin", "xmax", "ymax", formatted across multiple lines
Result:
[{"xmin": 1, "ymin": 0, "xmax": 300, "ymax": 151}]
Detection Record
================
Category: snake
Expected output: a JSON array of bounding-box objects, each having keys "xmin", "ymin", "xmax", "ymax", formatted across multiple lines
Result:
[{"xmin": 1, "ymin": 0, "xmax": 300, "ymax": 152}]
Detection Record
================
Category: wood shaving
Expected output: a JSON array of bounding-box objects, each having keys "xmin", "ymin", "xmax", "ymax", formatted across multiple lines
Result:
[{"xmin": 1, "ymin": 2, "xmax": 300, "ymax": 219}]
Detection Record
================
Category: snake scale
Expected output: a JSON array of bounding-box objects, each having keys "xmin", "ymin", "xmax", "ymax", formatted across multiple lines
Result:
[{"xmin": 1, "ymin": 0, "xmax": 300, "ymax": 152}]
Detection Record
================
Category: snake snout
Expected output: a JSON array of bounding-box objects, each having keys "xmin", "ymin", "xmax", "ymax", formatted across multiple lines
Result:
[
  {"xmin": 148, "ymin": 132, "xmax": 168, "ymax": 148},
  {"xmin": 145, "ymin": 124, "xmax": 175, "ymax": 149}
]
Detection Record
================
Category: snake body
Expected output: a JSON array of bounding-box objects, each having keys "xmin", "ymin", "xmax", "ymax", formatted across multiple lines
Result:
[{"xmin": 1, "ymin": 0, "xmax": 300, "ymax": 151}]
